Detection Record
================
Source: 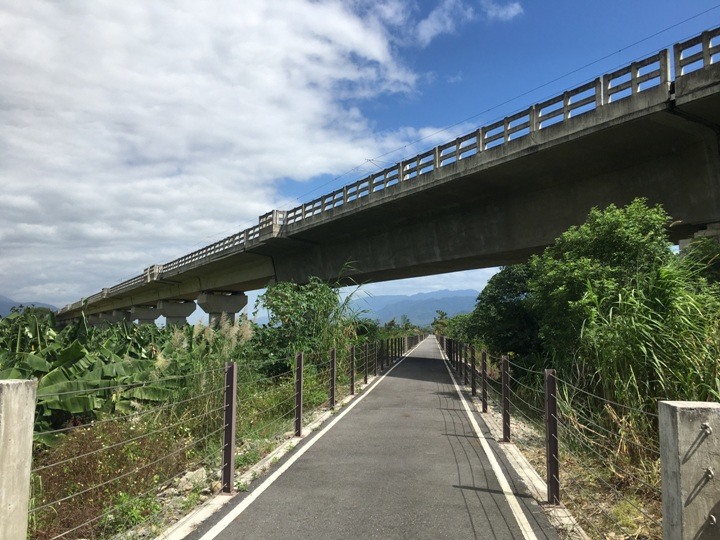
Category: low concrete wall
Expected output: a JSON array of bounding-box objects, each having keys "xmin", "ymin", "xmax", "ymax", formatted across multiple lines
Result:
[{"xmin": 0, "ymin": 380, "xmax": 37, "ymax": 540}]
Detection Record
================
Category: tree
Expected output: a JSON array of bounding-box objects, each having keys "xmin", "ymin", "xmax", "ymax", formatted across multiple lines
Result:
[
  {"xmin": 445, "ymin": 312, "xmax": 473, "ymax": 343},
  {"xmin": 431, "ymin": 310, "xmax": 448, "ymax": 335},
  {"xmin": 249, "ymin": 278, "xmax": 356, "ymax": 375},
  {"xmin": 470, "ymin": 262, "xmax": 538, "ymax": 356},
  {"xmin": 530, "ymin": 198, "xmax": 672, "ymax": 360}
]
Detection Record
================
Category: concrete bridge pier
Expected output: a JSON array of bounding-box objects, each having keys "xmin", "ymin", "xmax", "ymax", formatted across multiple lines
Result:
[
  {"xmin": 99, "ymin": 310, "xmax": 130, "ymax": 326},
  {"xmin": 679, "ymin": 222, "xmax": 720, "ymax": 251},
  {"xmin": 130, "ymin": 305, "xmax": 159, "ymax": 325},
  {"xmin": 158, "ymin": 300, "xmax": 196, "ymax": 327},
  {"xmin": 197, "ymin": 292, "xmax": 247, "ymax": 327}
]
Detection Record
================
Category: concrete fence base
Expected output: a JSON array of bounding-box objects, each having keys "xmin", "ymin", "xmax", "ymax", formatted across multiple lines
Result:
[
  {"xmin": 0, "ymin": 380, "xmax": 37, "ymax": 540},
  {"xmin": 660, "ymin": 401, "xmax": 720, "ymax": 540}
]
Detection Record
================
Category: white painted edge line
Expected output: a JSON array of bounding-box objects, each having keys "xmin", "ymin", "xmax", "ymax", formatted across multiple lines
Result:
[
  {"xmin": 436, "ymin": 340, "xmax": 538, "ymax": 540},
  {"xmin": 196, "ymin": 348, "xmax": 413, "ymax": 540}
]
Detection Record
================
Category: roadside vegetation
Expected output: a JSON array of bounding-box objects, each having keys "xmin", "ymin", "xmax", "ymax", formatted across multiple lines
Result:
[
  {"xmin": 1, "ymin": 278, "xmax": 414, "ymax": 539},
  {"xmin": 438, "ymin": 198, "xmax": 720, "ymax": 538}
]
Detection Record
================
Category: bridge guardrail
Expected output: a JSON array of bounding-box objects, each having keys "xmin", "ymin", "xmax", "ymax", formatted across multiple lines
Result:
[
  {"xmin": 60, "ymin": 26, "xmax": 720, "ymax": 316},
  {"xmin": 674, "ymin": 27, "xmax": 720, "ymax": 75}
]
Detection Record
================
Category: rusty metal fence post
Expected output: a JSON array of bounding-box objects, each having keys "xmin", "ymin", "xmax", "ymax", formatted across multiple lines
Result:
[
  {"xmin": 471, "ymin": 347, "xmax": 477, "ymax": 397},
  {"xmin": 502, "ymin": 355, "xmax": 510, "ymax": 442},
  {"xmin": 295, "ymin": 352, "xmax": 304, "ymax": 437},
  {"xmin": 545, "ymin": 368, "xmax": 560, "ymax": 504},
  {"xmin": 222, "ymin": 362, "xmax": 237, "ymax": 494},
  {"xmin": 329, "ymin": 348, "xmax": 336, "ymax": 409},
  {"xmin": 350, "ymin": 346, "xmax": 356, "ymax": 395},
  {"xmin": 481, "ymin": 350, "xmax": 488, "ymax": 413},
  {"xmin": 364, "ymin": 343, "xmax": 369, "ymax": 384},
  {"xmin": 374, "ymin": 342, "xmax": 378, "ymax": 376},
  {"xmin": 463, "ymin": 345, "xmax": 469, "ymax": 386}
]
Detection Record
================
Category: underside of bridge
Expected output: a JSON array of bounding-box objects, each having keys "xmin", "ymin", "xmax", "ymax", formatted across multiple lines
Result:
[
  {"xmin": 57, "ymin": 53, "xmax": 720, "ymax": 322},
  {"xmin": 268, "ymin": 68, "xmax": 720, "ymax": 287}
]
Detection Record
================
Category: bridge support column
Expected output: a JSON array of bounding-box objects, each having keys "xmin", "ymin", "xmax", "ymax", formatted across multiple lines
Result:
[
  {"xmin": 87, "ymin": 314, "xmax": 101, "ymax": 327},
  {"xmin": 679, "ymin": 223, "xmax": 720, "ymax": 251},
  {"xmin": 130, "ymin": 306, "xmax": 159, "ymax": 325},
  {"xmin": 158, "ymin": 300, "xmax": 196, "ymax": 327},
  {"xmin": 197, "ymin": 292, "xmax": 248, "ymax": 327},
  {"xmin": 99, "ymin": 311, "xmax": 130, "ymax": 325}
]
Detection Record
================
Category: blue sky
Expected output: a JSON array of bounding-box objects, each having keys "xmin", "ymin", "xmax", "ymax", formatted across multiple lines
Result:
[{"xmin": 1, "ymin": 1, "xmax": 718, "ymax": 321}]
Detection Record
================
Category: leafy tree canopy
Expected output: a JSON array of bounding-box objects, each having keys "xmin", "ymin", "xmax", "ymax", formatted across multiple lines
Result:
[
  {"xmin": 470, "ymin": 262, "xmax": 538, "ymax": 356},
  {"xmin": 530, "ymin": 198, "xmax": 672, "ymax": 359}
]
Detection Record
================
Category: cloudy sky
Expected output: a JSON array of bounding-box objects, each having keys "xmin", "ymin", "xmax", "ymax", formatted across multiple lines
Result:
[{"xmin": 1, "ymin": 0, "xmax": 719, "ymax": 316}]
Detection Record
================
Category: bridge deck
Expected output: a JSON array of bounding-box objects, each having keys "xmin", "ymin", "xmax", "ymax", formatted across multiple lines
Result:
[{"xmin": 186, "ymin": 337, "xmax": 557, "ymax": 540}]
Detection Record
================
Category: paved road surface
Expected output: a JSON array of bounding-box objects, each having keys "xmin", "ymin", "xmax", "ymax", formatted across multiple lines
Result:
[{"xmin": 187, "ymin": 337, "xmax": 558, "ymax": 539}]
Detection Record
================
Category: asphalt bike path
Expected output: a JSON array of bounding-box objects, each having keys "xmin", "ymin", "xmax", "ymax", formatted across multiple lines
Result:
[{"xmin": 187, "ymin": 336, "xmax": 558, "ymax": 539}]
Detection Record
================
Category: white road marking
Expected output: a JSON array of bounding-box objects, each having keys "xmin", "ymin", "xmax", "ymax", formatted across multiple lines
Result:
[{"xmin": 437, "ymin": 340, "xmax": 539, "ymax": 540}]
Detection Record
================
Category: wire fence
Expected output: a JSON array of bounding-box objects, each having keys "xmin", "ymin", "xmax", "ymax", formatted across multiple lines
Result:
[
  {"xmin": 439, "ymin": 336, "xmax": 664, "ymax": 539},
  {"xmin": 28, "ymin": 365, "xmax": 226, "ymax": 540},
  {"xmin": 24, "ymin": 335, "xmax": 419, "ymax": 540}
]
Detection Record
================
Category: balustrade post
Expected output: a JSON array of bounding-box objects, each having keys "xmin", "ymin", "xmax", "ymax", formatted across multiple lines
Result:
[
  {"xmin": 595, "ymin": 76, "xmax": 604, "ymax": 108},
  {"xmin": 222, "ymin": 362, "xmax": 237, "ymax": 494},
  {"xmin": 329, "ymin": 348, "xmax": 336, "ymax": 408},
  {"xmin": 502, "ymin": 355, "xmax": 510, "ymax": 442},
  {"xmin": 631, "ymin": 61, "xmax": 640, "ymax": 95},
  {"xmin": 529, "ymin": 105, "xmax": 539, "ymax": 132},
  {"xmin": 545, "ymin": 369, "xmax": 560, "ymax": 505},
  {"xmin": 295, "ymin": 352, "xmax": 304, "ymax": 437}
]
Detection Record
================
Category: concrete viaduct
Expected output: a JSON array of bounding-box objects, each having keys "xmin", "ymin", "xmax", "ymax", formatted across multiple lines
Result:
[{"xmin": 57, "ymin": 27, "xmax": 720, "ymax": 326}]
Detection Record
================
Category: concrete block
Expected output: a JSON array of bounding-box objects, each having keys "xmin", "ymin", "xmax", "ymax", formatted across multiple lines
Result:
[
  {"xmin": 0, "ymin": 380, "xmax": 37, "ymax": 540},
  {"xmin": 197, "ymin": 292, "xmax": 247, "ymax": 327},
  {"xmin": 660, "ymin": 401, "xmax": 720, "ymax": 540},
  {"xmin": 158, "ymin": 300, "xmax": 197, "ymax": 327},
  {"xmin": 130, "ymin": 305, "xmax": 159, "ymax": 325}
]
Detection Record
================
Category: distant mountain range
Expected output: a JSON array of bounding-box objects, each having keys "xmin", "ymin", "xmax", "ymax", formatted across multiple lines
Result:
[
  {"xmin": 0, "ymin": 295, "xmax": 57, "ymax": 317},
  {"xmin": 350, "ymin": 289, "xmax": 479, "ymax": 327},
  {"xmin": 0, "ymin": 289, "xmax": 478, "ymax": 326}
]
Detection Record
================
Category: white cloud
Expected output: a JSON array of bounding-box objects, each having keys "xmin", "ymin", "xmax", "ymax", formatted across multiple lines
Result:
[
  {"xmin": 0, "ymin": 0, "xmax": 521, "ymax": 310},
  {"xmin": 0, "ymin": 1, "xmax": 424, "ymax": 306},
  {"xmin": 479, "ymin": 0, "xmax": 524, "ymax": 21},
  {"xmin": 416, "ymin": 0, "xmax": 476, "ymax": 47}
]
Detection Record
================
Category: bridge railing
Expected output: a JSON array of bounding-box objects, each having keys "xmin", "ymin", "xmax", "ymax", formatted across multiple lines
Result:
[
  {"xmin": 60, "ymin": 26, "xmax": 719, "ymax": 315},
  {"xmin": 674, "ymin": 27, "xmax": 720, "ymax": 75},
  {"xmin": 281, "ymin": 47, "xmax": 673, "ymax": 230}
]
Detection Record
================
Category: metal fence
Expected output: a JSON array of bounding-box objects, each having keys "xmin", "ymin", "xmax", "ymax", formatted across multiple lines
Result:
[
  {"xmin": 439, "ymin": 336, "xmax": 663, "ymax": 539},
  {"xmin": 26, "ymin": 336, "xmax": 419, "ymax": 540}
]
